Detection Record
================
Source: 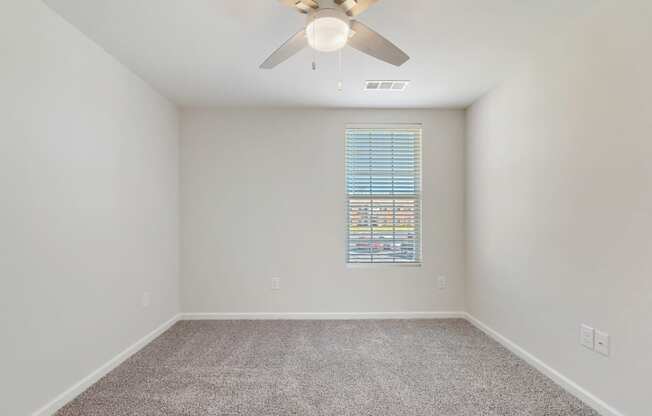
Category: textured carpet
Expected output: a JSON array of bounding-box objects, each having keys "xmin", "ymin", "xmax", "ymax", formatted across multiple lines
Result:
[{"xmin": 56, "ymin": 319, "xmax": 598, "ymax": 416}]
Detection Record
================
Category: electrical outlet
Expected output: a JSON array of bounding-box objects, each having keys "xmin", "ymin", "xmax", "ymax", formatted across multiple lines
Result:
[
  {"xmin": 580, "ymin": 324, "xmax": 594, "ymax": 350},
  {"xmin": 142, "ymin": 292, "xmax": 151, "ymax": 308},
  {"xmin": 437, "ymin": 276, "xmax": 447, "ymax": 290},
  {"xmin": 271, "ymin": 277, "xmax": 280, "ymax": 291},
  {"xmin": 595, "ymin": 330, "xmax": 609, "ymax": 356}
]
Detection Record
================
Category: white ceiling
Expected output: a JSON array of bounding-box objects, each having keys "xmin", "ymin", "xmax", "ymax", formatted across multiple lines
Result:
[{"xmin": 44, "ymin": 0, "xmax": 598, "ymax": 108}]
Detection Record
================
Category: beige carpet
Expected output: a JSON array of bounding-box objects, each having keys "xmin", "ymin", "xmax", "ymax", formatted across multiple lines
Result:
[{"xmin": 56, "ymin": 319, "xmax": 598, "ymax": 415}]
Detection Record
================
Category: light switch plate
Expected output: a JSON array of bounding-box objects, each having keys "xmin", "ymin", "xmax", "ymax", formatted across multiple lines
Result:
[
  {"xmin": 595, "ymin": 330, "xmax": 609, "ymax": 356},
  {"xmin": 580, "ymin": 324, "xmax": 594, "ymax": 350}
]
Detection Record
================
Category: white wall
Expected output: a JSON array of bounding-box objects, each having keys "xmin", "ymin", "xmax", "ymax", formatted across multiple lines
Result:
[
  {"xmin": 466, "ymin": 1, "xmax": 652, "ymax": 415},
  {"xmin": 0, "ymin": 1, "xmax": 179, "ymax": 414},
  {"xmin": 181, "ymin": 108, "xmax": 465, "ymax": 314}
]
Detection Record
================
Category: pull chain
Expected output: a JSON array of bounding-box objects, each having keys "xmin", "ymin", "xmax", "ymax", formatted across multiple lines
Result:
[
  {"xmin": 337, "ymin": 49, "xmax": 343, "ymax": 91},
  {"xmin": 311, "ymin": 21, "xmax": 317, "ymax": 70}
]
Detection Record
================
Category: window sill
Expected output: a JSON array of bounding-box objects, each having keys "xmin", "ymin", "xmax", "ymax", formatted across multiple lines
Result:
[{"xmin": 346, "ymin": 263, "xmax": 422, "ymax": 268}]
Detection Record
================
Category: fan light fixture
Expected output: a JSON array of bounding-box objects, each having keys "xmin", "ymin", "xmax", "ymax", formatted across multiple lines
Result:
[
  {"xmin": 306, "ymin": 9, "xmax": 350, "ymax": 52},
  {"xmin": 260, "ymin": 1, "xmax": 410, "ymax": 70}
]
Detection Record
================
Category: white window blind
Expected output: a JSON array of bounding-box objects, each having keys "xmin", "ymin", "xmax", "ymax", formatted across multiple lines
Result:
[{"xmin": 346, "ymin": 126, "xmax": 422, "ymax": 265}]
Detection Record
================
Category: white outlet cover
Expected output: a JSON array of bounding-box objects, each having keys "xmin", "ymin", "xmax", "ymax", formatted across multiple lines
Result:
[
  {"xmin": 437, "ymin": 276, "xmax": 447, "ymax": 290},
  {"xmin": 271, "ymin": 277, "xmax": 280, "ymax": 290},
  {"xmin": 580, "ymin": 324, "xmax": 594, "ymax": 350},
  {"xmin": 595, "ymin": 330, "xmax": 610, "ymax": 356},
  {"xmin": 142, "ymin": 292, "xmax": 151, "ymax": 308}
]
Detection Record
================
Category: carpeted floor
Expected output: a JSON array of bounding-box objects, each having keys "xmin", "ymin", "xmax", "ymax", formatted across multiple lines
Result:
[{"xmin": 56, "ymin": 319, "xmax": 598, "ymax": 416}]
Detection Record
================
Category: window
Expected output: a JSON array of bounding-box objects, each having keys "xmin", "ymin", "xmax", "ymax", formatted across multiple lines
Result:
[{"xmin": 346, "ymin": 125, "xmax": 422, "ymax": 265}]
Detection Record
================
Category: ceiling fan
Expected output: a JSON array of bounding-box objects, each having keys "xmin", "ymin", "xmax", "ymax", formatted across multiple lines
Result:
[{"xmin": 260, "ymin": 0, "xmax": 409, "ymax": 69}]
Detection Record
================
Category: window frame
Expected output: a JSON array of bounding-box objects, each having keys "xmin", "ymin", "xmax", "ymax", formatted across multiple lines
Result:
[{"xmin": 344, "ymin": 123, "xmax": 423, "ymax": 267}]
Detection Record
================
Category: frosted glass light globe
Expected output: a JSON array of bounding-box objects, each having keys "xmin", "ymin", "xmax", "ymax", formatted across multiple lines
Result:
[{"xmin": 306, "ymin": 10, "xmax": 350, "ymax": 53}]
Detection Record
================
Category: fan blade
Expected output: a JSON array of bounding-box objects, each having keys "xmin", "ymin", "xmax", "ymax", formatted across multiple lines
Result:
[
  {"xmin": 278, "ymin": 0, "xmax": 319, "ymax": 14},
  {"xmin": 348, "ymin": 21, "xmax": 409, "ymax": 66},
  {"xmin": 336, "ymin": 0, "xmax": 378, "ymax": 17},
  {"xmin": 260, "ymin": 29, "xmax": 308, "ymax": 69}
]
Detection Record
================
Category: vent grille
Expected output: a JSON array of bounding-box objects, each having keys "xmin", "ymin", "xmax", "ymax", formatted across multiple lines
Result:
[{"xmin": 364, "ymin": 80, "xmax": 410, "ymax": 91}]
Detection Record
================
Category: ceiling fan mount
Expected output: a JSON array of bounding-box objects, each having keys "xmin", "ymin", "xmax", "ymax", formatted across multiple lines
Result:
[{"xmin": 260, "ymin": 0, "xmax": 409, "ymax": 69}]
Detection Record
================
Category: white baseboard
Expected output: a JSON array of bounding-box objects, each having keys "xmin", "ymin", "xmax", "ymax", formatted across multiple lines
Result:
[
  {"xmin": 462, "ymin": 313, "xmax": 624, "ymax": 416},
  {"xmin": 181, "ymin": 311, "xmax": 466, "ymax": 320},
  {"xmin": 32, "ymin": 314, "xmax": 181, "ymax": 416}
]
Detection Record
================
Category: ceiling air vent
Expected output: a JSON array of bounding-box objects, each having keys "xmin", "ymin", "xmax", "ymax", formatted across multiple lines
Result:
[{"xmin": 364, "ymin": 80, "xmax": 410, "ymax": 91}]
